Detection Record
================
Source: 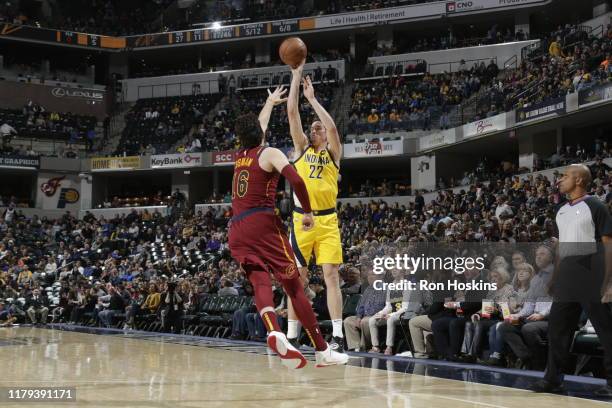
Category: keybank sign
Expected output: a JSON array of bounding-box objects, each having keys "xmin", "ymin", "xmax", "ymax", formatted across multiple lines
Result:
[
  {"xmin": 51, "ymin": 87, "xmax": 104, "ymax": 100},
  {"xmin": 150, "ymin": 153, "xmax": 203, "ymax": 168}
]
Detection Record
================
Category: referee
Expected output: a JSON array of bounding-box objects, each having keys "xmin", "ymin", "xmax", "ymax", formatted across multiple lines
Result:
[{"xmin": 532, "ymin": 164, "xmax": 612, "ymax": 396}]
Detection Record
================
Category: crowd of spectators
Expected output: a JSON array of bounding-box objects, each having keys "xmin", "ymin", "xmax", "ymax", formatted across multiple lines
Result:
[
  {"xmin": 435, "ymin": 143, "xmax": 612, "ymax": 193},
  {"xmin": 2, "ymin": 0, "xmax": 491, "ymax": 36},
  {"xmin": 470, "ymin": 25, "xmax": 612, "ymax": 122},
  {"xmin": 171, "ymin": 0, "xmax": 445, "ymax": 33},
  {"xmin": 116, "ymin": 94, "xmax": 222, "ymax": 156},
  {"xmin": 1, "ymin": 102, "xmax": 97, "ymax": 150},
  {"xmin": 341, "ymin": 179, "xmax": 411, "ymax": 198},
  {"xmin": 170, "ymin": 82, "xmax": 337, "ymax": 154},
  {"xmin": 351, "ymin": 24, "xmax": 611, "ymax": 136},
  {"xmin": 1, "ymin": 154, "xmax": 610, "ymax": 378},
  {"xmin": 0, "ymin": 0, "xmax": 175, "ymax": 36},
  {"xmin": 348, "ymin": 63, "xmax": 496, "ymax": 134},
  {"xmin": 129, "ymin": 50, "xmax": 345, "ymax": 80},
  {"xmin": 372, "ymin": 25, "xmax": 529, "ymax": 58},
  {"xmin": 0, "ymin": 0, "xmax": 442, "ymax": 36}
]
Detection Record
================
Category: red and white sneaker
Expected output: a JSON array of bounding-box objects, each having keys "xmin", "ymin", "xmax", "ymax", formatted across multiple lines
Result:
[
  {"xmin": 267, "ymin": 331, "xmax": 307, "ymax": 369},
  {"xmin": 315, "ymin": 344, "xmax": 349, "ymax": 367}
]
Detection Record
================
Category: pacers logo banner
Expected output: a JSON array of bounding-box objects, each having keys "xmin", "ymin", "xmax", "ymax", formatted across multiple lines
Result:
[
  {"xmin": 37, "ymin": 173, "xmax": 81, "ymax": 211},
  {"xmin": 91, "ymin": 156, "xmax": 141, "ymax": 171},
  {"xmin": 57, "ymin": 188, "xmax": 80, "ymax": 209}
]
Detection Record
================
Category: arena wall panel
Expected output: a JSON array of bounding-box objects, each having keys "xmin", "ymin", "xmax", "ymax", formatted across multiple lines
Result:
[{"xmin": 0, "ymin": 81, "xmax": 109, "ymax": 120}]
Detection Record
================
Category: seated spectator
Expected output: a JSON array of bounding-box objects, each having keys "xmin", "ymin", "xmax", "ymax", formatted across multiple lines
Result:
[
  {"xmin": 493, "ymin": 247, "xmax": 554, "ymax": 369},
  {"xmin": 26, "ymin": 288, "xmax": 49, "ymax": 325},
  {"xmin": 98, "ymin": 286, "xmax": 125, "ymax": 328},
  {"xmin": 218, "ymin": 279, "xmax": 239, "ymax": 296},
  {"xmin": 431, "ymin": 266, "xmax": 487, "ymax": 361},
  {"xmin": 369, "ymin": 268, "xmax": 410, "ymax": 355},
  {"xmin": 459, "ymin": 267, "xmax": 514, "ymax": 363},
  {"xmin": 343, "ymin": 270, "xmax": 386, "ymax": 352}
]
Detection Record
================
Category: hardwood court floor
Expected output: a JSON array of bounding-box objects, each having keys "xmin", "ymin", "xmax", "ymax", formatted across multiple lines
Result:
[{"xmin": 0, "ymin": 327, "xmax": 609, "ymax": 408}]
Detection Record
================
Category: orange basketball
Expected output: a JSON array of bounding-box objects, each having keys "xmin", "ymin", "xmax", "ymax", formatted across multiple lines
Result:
[{"xmin": 279, "ymin": 37, "xmax": 307, "ymax": 69}]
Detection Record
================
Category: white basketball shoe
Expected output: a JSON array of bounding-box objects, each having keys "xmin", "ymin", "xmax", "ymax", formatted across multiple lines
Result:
[
  {"xmin": 315, "ymin": 344, "xmax": 349, "ymax": 367},
  {"xmin": 267, "ymin": 331, "xmax": 307, "ymax": 369}
]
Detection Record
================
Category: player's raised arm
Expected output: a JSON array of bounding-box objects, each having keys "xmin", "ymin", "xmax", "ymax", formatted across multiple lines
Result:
[
  {"xmin": 259, "ymin": 147, "xmax": 313, "ymax": 230},
  {"xmin": 302, "ymin": 75, "xmax": 342, "ymax": 166},
  {"xmin": 288, "ymin": 61, "xmax": 309, "ymax": 156},
  {"xmin": 258, "ymin": 86, "xmax": 287, "ymax": 135}
]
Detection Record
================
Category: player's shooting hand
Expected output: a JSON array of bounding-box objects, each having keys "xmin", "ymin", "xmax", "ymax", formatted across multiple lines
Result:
[
  {"xmin": 302, "ymin": 213, "xmax": 314, "ymax": 231},
  {"xmin": 291, "ymin": 59, "xmax": 305, "ymax": 75},
  {"xmin": 302, "ymin": 75, "xmax": 315, "ymax": 100},
  {"xmin": 266, "ymin": 86, "xmax": 288, "ymax": 105}
]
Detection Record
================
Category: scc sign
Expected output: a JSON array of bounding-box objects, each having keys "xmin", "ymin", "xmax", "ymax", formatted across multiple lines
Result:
[
  {"xmin": 52, "ymin": 87, "xmax": 104, "ymax": 100},
  {"xmin": 213, "ymin": 150, "xmax": 238, "ymax": 165}
]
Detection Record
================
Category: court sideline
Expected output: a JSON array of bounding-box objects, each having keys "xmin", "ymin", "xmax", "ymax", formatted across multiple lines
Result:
[{"xmin": 0, "ymin": 327, "xmax": 610, "ymax": 407}]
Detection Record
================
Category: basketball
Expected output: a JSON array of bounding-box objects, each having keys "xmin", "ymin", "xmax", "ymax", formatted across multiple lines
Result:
[{"xmin": 279, "ymin": 37, "xmax": 307, "ymax": 68}]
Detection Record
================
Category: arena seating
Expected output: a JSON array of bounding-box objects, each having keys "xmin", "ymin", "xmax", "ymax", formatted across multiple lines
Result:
[
  {"xmin": 115, "ymin": 93, "xmax": 222, "ymax": 156},
  {"xmin": 2, "ymin": 0, "xmax": 442, "ymax": 35},
  {"xmin": 468, "ymin": 24, "xmax": 611, "ymax": 121},
  {"xmin": 350, "ymin": 24, "xmax": 611, "ymax": 135},
  {"xmin": 348, "ymin": 71, "xmax": 472, "ymax": 134},
  {"xmin": 0, "ymin": 107, "xmax": 97, "ymax": 143},
  {"xmin": 2, "ymin": 155, "xmax": 609, "ymax": 374}
]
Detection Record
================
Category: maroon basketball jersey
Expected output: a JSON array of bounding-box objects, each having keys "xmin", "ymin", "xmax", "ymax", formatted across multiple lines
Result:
[{"xmin": 231, "ymin": 147, "xmax": 279, "ymax": 217}]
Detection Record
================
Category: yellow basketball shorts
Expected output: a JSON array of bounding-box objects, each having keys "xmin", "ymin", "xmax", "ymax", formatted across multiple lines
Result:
[{"xmin": 290, "ymin": 211, "xmax": 343, "ymax": 267}]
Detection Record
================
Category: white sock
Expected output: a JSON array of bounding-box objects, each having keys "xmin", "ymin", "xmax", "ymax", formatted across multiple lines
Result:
[
  {"xmin": 287, "ymin": 319, "xmax": 301, "ymax": 339},
  {"xmin": 332, "ymin": 319, "xmax": 343, "ymax": 338}
]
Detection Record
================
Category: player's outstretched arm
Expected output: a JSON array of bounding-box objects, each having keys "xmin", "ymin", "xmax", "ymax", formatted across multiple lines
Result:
[
  {"xmin": 258, "ymin": 86, "xmax": 287, "ymax": 135},
  {"xmin": 288, "ymin": 61, "xmax": 309, "ymax": 156},
  {"xmin": 259, "ymin": 147, "xmax": 313, "ymax": 230},
  {"xmin": 302, "ymin": 75, "xmax": 342, "ymax": 166}
]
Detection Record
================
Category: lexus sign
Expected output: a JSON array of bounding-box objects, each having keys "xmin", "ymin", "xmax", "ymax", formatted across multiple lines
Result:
[{"xmin": 51, "ymin": 87, "xmax": 104, "ymax": 100}]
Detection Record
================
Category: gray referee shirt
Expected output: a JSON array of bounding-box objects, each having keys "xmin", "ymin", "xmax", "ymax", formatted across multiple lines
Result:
[{"xmin": 556, "ymin": 195, "xmax": 612, "ymax": 259}]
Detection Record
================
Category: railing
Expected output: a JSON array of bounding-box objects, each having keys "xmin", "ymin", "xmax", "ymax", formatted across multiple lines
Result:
[
  {"xmin": 358, "ymin": 59, "xmax": 426, "ymax": 80},
  {"xmin": 136, "ymin": 79, "xmax": 216, "ymax": 100},
  {"xmin": 504, "ymin": 54, "xmax": 517, "ymax": 70},
  {"xmin": 236, "ymin": 67, "xmax": 338, "ymax": 90},
  {"xmin": 427, "ymin": 56, "xmax": 497, "ymax": 74},
  {"xmin": 591, "ymin": 24, "xmax": 604, "ymax": 39},
  {"xmin": 510, "ymin": 77, "xmax": 544, "ymax": 103},
  {"xmin": 521, "ymin": 40, "xmax": 543, "ymax": 61}
]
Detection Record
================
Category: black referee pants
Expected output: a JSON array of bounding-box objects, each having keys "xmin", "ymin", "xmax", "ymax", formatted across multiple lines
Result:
[{"xmin": 544, "ymin": 301, "xmax": 612, "ymax": 386}]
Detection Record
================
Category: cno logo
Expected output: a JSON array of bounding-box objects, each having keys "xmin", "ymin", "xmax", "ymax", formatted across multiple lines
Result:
[
  {"xmin": 52, "ymin": 88, "xmax": 104, "ymax": 100},
  {"xmin": 455, "ymin": 1, "xmax": 473, "ymax": 8}
]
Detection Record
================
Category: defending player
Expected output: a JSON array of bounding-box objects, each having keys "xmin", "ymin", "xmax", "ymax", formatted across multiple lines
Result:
[
  {"xmin": 286, "ymin": 61, "xmax": 345, "ymax": 351},
  {"xmin": 228, "ymin": 86, "xmax": 348, "ymax": 368}
]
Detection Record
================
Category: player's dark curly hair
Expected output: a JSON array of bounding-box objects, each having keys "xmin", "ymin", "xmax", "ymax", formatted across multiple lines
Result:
[{"xmin": 235, "ymin": 113, "xmax": 262, "ymax": 149}]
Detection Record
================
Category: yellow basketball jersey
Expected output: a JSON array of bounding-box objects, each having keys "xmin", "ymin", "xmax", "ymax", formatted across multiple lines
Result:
[{"xmin": 293, "ymin": 145, "xmax": 339, "ymax": 211}]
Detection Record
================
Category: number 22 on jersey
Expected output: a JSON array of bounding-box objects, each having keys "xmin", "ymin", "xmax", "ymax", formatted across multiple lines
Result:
[{"xmin": 309, "ymin": 165, "xmax": 323, "ymax": 179}]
